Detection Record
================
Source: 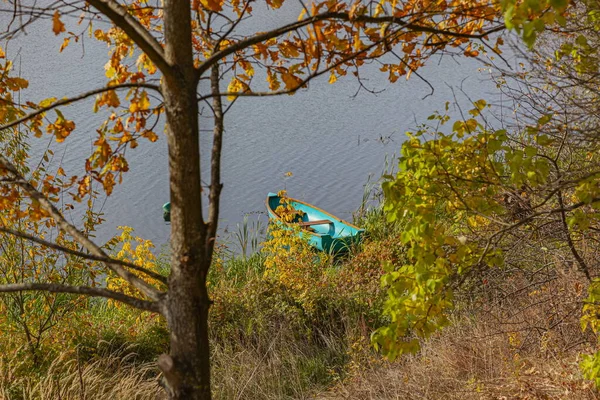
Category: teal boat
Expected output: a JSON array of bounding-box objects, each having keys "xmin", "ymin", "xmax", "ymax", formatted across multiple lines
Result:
[{"xmin": 266, "ymin": 192, "xmax": 364, "ymax": 254}]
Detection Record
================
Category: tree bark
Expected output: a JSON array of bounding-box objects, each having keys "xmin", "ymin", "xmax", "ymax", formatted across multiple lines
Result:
[{"xmin": 159, "ymin": 1, "xmax": 211, "ymax": 399}]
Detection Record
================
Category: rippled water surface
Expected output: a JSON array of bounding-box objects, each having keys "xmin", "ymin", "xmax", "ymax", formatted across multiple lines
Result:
[{"xmin": 1, "ymin": 6, "xmax": 502, "ymax": 248}]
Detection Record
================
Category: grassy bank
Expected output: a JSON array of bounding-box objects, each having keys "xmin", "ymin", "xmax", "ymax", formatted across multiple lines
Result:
[
  {"xmin": 0, "ymin": 203, "xmax": 403, "ymax": 399},
  {"xmin": 0, "ymin": 200, "xmax": 597, "ymax": 399}
]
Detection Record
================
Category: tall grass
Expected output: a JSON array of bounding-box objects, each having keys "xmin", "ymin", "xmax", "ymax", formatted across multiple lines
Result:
[
  {"xmin": 232, "ymin": 214, "xmax": 265, "ymax": 259},
  {"xmin": 0, "ymin": 342, "xmax": 162, "ymax": 400}
]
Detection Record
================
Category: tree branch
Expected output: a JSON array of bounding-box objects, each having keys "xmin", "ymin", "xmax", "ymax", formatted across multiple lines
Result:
[
  {"xmin": 0, "ymin": 283, "xmax": 160, "ymax": 313},
  {"xmin": 197, "ymin": 11, "xmax": 504, "ymax": 76},
  {"xmin": 86, "ymin": 0, "xmax": 173, "ymax": 77},
  {"xmin": 206, "ymin": 64, "xmax": 224, "ymax": 253},
  {"xmin": 0, "ymin": 155, "xmax": 164, "ymax": 301},
  {"xmin": 198, "ymin": 33, "xmax": 392, "ymax": 102},
  {"xmin": 0, "ymin": 225, "xmax": 168, "ymax": 285},
  {"xmin": 557, "ymin": 188, "xmax": 591, "ymax": 281},
  {"xmin": 0, "ymin": 83, "xmax": 161, "ymax": 132}
]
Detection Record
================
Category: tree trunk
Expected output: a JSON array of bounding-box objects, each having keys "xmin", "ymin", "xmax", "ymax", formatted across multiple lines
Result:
[{"xmin": 159, "ymin": 1, "xmax": 212, "ymax": 399}]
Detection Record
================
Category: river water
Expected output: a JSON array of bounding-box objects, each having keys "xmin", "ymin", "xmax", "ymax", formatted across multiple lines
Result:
[{"xmin": 1, "ymin": 4, "xmax": 503, "ymax": 250}]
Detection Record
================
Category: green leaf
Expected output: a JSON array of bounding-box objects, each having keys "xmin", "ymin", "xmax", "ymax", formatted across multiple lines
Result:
[
  {"xmin": 535, "ymin": 135, "xmax": 554, "ymax": 145},
  {"xmin": 55, "ymin": 109, "xmax": 65, "ymax": 121},
  {"xmin": 549, "ymin": 0, "xmax": 568, "ymax": 9}
]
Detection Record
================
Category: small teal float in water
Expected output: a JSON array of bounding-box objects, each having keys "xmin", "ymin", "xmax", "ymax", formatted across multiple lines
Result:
[
  {"xmin": 163, "ymin": 202, "xmax": 171, "ymax": 222},
  {"xmin": 265, "ymin": 192, "xmax": 364, "ymax": 254}
]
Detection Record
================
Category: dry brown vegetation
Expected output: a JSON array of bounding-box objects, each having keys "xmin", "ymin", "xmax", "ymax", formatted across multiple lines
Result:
[
  {"xmin": 318, "ymin": 266, "xmax": 600, "ymax": 400},
  {"xmin": 2, "ymin": 210, "xmax": 600, "ymax": 400},
  {"xmin": 0, "ymin": 344, "xmax": 162, "ymax": 400}
]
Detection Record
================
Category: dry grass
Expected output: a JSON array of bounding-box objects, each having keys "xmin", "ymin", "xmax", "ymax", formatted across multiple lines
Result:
[
  {"xmin": 316, "ymin": 265, "xmax": 600, "ymax": 400},
  {"xmin": 317, "ymin": 321, "xmax": 598, "ymax": 400},
  {"xmin": 0, "ymin": 343, "xmax": 163, "ymax": 400},
  {"xmin": 0, "ymin": 328, "xmax": 346, "ymax": 400},
  {"xmin": 210, "ymin": 322, "xmax": 350, "ymax": 400}
]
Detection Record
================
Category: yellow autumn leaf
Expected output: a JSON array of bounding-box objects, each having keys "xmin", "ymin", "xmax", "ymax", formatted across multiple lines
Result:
[
  {"xmin": 59, "ymin": 37, "xmax": 70, "ymax": 53},
  {"xmin": 328, "ymin": 72, "xmax": 337, "ymax": 84},
  {"xmin": 267, "ymin": 0, "xmax": 284, "ymax": 9},
  {"xmin": 297, "ymin": 9, "xmax": 306, "ymax": 21},
  {"xmin": 52, "ymin": 11, "xmax": 66, "ymax": 36},
  {"xmin": 0, "ymin": 46, "xmax": 5, "ymax": 59},
  {"xmin": 139, "ymin": 91, "xmax": 150, "ymax": 110},
  {"xmin": 227, "ymin": 78, "xmax": 243, "ymax": 101},
  {"xmin": 218, "ymin": 39, "xmax": 232, "ymax": 50},
  {"xmin": 6, "ymin": 77, "xmax": 29, "ymax": 90},
  {"xmin": 348, "ymin": 3, "xmax": 362, "ymax": 20},
  {"xmin": 279, "ymin": 41, "xmax": 300, "ymax": 58},
  {"xmin": 267, "ymin": 70, "xmax": 280, "ymax": 91},
  {"xmin": 106, "ymin": 90, "xmax": 120, "ymax": 108},
  {"xmin": 200, "ymin": 0, "xmax": 224, "ymax": 12},
  {"xmin": 39, "ymin": 97, "xmax": 58, "ymax": 108},
  {"xmin": 240, "ymin": 60, "xmax": 255, "ymax": 77},
  {"xmin": 281, "ymin": 72, "xmax": 302, "ymax": 92},
  {"xmin": 143, "ymin": 130, "xmax": 159, "ymax": 142}
]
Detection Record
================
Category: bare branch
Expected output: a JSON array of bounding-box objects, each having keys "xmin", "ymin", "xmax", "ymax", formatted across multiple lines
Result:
[
  {"xmin": 0, "ymin": 225, "xmax": 168, "ymax": 285},
  {"xmin": 557, "ymin": 188, "xmax": 591, "ymax": 281},
  {"xmin": 0, "ymin": 83, "xmax": 161, "ymax": 132},
  {"xmin": 0, "ymin": 283, "xmax": 160, "ymax": 313},
  {"xmin": 207, "ymin": 64, "xmax": 224, "ymax": 251}
]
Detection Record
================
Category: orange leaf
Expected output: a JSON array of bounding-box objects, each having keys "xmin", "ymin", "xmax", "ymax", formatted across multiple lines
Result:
[
  {"xmin": 200, "ymin": 0, "xmax": 223, "ymax": 12},
  {"xmin": 6, "ymin": 77, "xmax": 29, "ymax": 90},
  {"xmin": 103, "ymin": 173, "xmax": 115, "ymax": 196},
  {"xmin": 267, "ymin": 70, "xmax": 280, "ymax": 91},
  {"xmin": 281, "ymin": 72, "xmax": 302, "ymax": 92},
  {"xmin": 267, "ymin": 0, "xmax": 284, "ymax": 9},
  {"xmin": 143, "ymin": 130, "xmax": 159, "ymax": 142},
  {"xmin": 59, "ymin": 37, "xmax": 70, "ymax": 53},
  {"xmin": 52, "ymin": 11, "xmax": 66, "ymax": 36}
]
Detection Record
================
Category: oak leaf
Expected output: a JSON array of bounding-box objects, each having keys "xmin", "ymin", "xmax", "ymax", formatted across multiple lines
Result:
[
  {"xmin": 267, "ymin": 0, "xmax": 284, "ymax": 9},
  {"xmin": 267, "ymin": 70, "xmax": 280, "ymax": 91},
  {"xmin": 227, "ymin": 78, "xmax": 243, "ymax": 100},
  {"xmin": 281, "ymin": 72, "xmax": 302, "ymax": 92},
  {"xmin": 52, "ymin": 11, "xmax": 66, "ymax": 35},
  {"xmin": 200, "ymin": 0, "xmax": 224, "ymax": 12}
]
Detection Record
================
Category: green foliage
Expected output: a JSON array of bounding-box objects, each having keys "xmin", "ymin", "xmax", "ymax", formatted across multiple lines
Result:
[
  {"xmin": 373, "ymin": 101, "xmax": 571, "ymax": 358},
  {"xmin": 580, "ymin": 279, "xmax": 600, "ymax": 385},
  {"xmin": 375, "ymin": 108, "xmax": 502, "ymax": 358},
  {"xmin": 376, "ymin": 87, "xmax": 600, "ymax": 396},
  {"xmin": 581, "ymin": 350, "xmax": 600, "ymax": 388},
  {"xmin": 502, "ymin": 0, "xmax": 569, "ymax": 46}
]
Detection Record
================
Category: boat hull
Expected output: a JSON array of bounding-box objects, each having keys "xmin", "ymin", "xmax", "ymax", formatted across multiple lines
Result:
[{"xmin": 266, "ymin": 192, "xmax": 363, "ymax": 254}]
